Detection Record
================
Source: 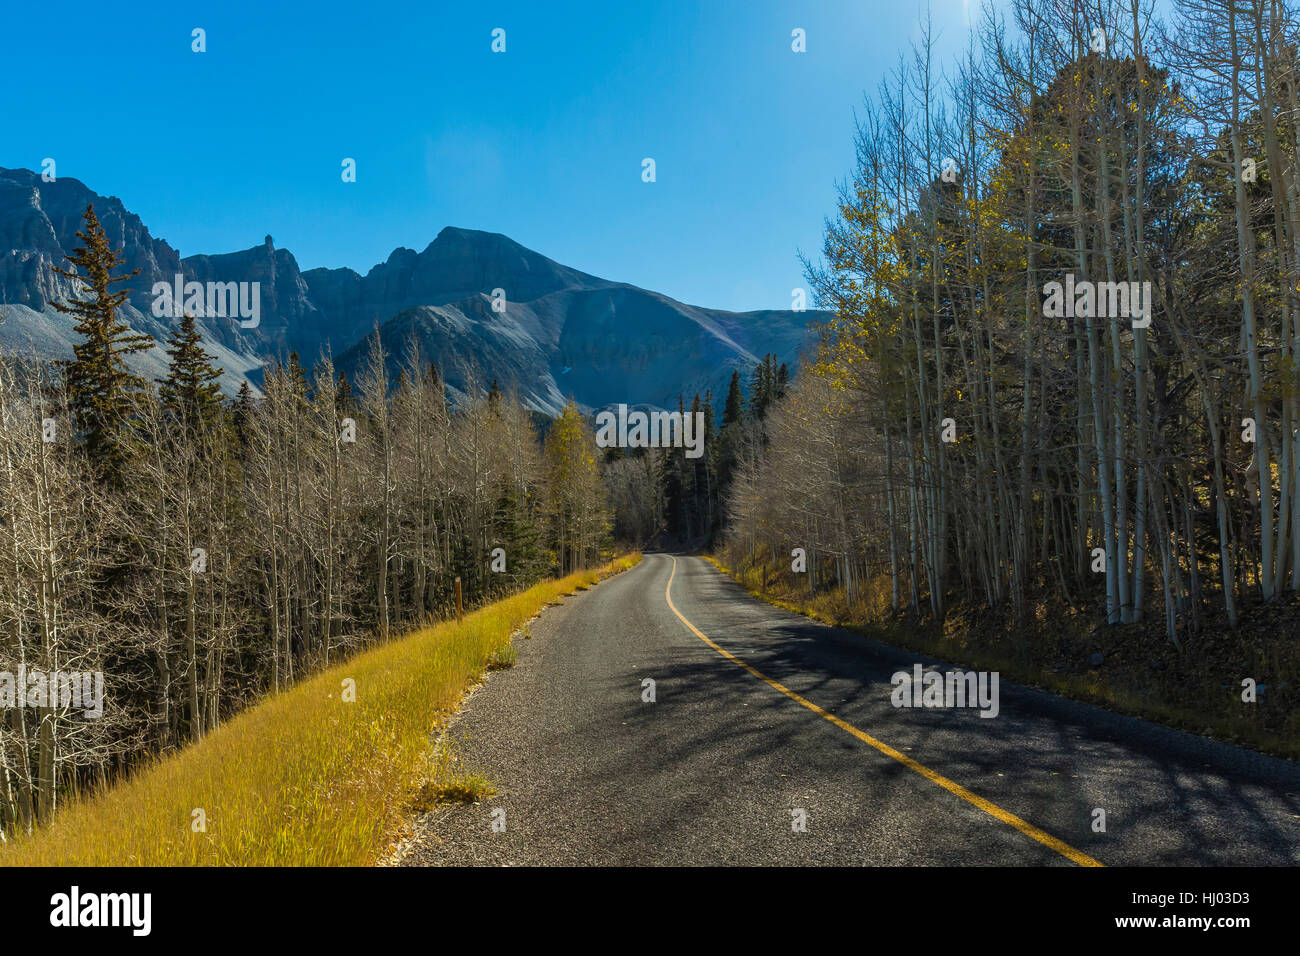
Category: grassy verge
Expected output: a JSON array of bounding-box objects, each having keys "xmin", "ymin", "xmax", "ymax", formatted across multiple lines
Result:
[
  {"xmin": 706, "ymin": 555, "xmax": 1299, "ymax": 762},
  {"xmin": 1, "ymin": 553, "xmax": 641, "ymax": 866}
]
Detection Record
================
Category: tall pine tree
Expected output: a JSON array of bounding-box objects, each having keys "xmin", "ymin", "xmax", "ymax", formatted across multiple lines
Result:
[
  {"xmin": 722, "ymin": 370, "xmax": 744, "ymax": 426},
  {"xmin": 53, "ymin": 203, "xmax": 154, "ymax": 483},
  {"xmin": 158, "ymin": 312, "xmax": 223, "ymax": 432}
]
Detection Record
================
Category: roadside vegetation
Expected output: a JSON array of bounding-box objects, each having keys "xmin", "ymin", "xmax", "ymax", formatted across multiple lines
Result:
[
  {"xmin": 708, "ymin": 557, "xmax": 1299, "ymax": 762},
  {"xmin": 0, "ymin": 206, "xmax": 613, "ymax": 839},
  {"xmin": 0, "ymin": 554, "xmax": 639, "ymax": 866},
  {"xmin": 706, "ymin": 1, "xmax": 1300, "ymax": 764}
]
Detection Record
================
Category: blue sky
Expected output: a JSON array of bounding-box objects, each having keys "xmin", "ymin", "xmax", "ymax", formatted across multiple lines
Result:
[{"xmin": 5, "ymin": 0, "xmax": 978, "ymax": 312}]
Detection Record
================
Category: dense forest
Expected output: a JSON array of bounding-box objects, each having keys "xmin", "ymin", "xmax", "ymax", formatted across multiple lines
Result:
[
  {"xmin": 600, "ymin": 354, "xmax": 790, "ymax": 547},
  {"xmin": 0, "ymin": 206, "xmax": 610, "ymax": 834},
  {"xmin": 722, "ymin": 0, "xmax": 1300, "ymax": 651}
]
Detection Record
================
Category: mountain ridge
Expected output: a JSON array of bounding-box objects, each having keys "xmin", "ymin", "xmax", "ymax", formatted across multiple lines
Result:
[{"xmin": 0, "ymin": 167, "xmax": 827, "ymax": 414}]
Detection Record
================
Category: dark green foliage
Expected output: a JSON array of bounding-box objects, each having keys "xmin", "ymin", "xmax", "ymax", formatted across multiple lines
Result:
[
  {"xmin": 52, "ymin": 203, "xmax": 153, "ymax": 483},
  {"xmin": 158, "ymin": 313, "xmax": 223, "ymax": 432},
  {"xmin": 723, "ymin": 370, "xmax": 744, "ymax": 425}
]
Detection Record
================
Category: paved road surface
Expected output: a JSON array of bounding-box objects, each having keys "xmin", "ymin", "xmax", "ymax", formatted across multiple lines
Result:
[{"xmin": 395, "ymin": 553, "xmax": 1300, "ymax": 866}]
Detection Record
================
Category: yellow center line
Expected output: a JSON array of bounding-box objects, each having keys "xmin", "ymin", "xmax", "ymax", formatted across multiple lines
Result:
[{"xmin": 664, "ymin": 555, "xmax": 1104, "ymax": 868}]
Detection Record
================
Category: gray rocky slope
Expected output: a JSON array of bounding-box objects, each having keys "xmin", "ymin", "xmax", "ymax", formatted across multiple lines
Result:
[{"xmin": 0, "ymin": 167, "xmax": 826, "ymax": 413}]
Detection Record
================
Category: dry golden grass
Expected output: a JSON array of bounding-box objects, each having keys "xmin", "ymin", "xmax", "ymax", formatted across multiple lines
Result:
[{"xmin": 1, "ymin": 554, "xmax": 641, "ymax": 866}]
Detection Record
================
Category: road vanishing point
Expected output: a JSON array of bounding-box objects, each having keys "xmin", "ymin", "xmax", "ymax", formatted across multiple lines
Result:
[{"xmin": 397, "ymin": 553, "xmax": 1300, "ymax": 866}]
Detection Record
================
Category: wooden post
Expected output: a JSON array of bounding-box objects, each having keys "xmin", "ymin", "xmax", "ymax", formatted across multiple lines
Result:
[{"xmin": 454, "ymin": 576, "xmax": 463, "ymax": 622}]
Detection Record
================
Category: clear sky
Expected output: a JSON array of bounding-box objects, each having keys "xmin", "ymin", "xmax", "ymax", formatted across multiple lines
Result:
[{"xmin": 5, "ymin": 0, "xmax": 978, "ymax": 313}]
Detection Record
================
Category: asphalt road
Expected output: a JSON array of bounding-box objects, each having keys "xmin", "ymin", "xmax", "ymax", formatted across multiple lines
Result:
[{"xmin": 394, "ymin": 553, "xmax": 1300, "ymax": 866}]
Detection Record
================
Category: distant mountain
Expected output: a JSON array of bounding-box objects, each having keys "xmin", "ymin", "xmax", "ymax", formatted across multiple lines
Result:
[{"xmin": 0, "ymin": 167, "xmax": 828, "ymax": 415}]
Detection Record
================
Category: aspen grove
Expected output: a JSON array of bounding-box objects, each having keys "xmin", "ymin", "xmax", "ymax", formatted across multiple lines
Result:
[
  {"xmin": 724, "ymin": 0, "xmax": 1300, "ymax": 642},
  {"xmin": 0, "ymin": 206, "xmax": 611, "ymax": 836}
]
